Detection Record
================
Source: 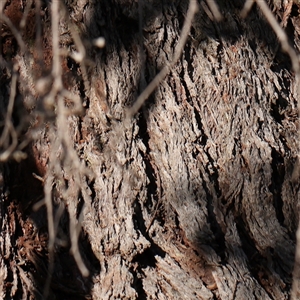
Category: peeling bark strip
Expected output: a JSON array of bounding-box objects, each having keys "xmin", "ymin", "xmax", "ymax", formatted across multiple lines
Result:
[{"xmin": 0, "ymin": 0, "xmax": 300, "ymax": 299}]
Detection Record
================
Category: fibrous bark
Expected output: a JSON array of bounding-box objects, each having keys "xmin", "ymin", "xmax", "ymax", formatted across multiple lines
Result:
[{"xmin": 0, "ymin": 0, "xmax": 299, "ymax": 299}]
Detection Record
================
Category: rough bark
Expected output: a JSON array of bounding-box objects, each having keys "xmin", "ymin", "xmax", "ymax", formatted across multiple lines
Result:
[{"xmin": 0, "ymin": 0, "xmax": 300, "ymax": 299}]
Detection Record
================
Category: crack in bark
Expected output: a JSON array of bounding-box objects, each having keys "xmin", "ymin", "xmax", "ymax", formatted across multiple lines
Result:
[
  {"xmin": 270, "ymin": 147, "xmax": 285, "ymax": 226},
  {"xmin": 201, "ymin": 177, "xmax": 226, "ymax": 262}
]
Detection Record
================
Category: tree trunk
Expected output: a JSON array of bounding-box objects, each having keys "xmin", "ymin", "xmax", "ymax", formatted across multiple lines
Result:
[{"xmin": 0, "ymin": 0, "xmax": 299, "ymax": 299}]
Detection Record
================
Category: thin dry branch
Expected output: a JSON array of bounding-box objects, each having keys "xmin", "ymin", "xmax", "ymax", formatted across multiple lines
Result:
[
  {"xmin": 0, "ymin": 71, "xmax": 19, "ymax": 161},
  {"xmin": 43, "ymin": 170, "xmax": 55, "ymax": 299},
  {"xmin": 60, "ymin": 3, "xmax": 91, "ymax": 95},
  {"xmin": 34, "ymin": 0, "xmax": 43, "ymax": 66},
  {"xmin": 127, "ymin": 0, "xmax": 199, "ymax": 117},
  {"xmin": 240, "ymin": 0, "xmax": 255, "ymax": 19},
  {"xmin": 252, "ymin": 1, "xmax": 300, "ymax": 298},
  {"xmin": 255, "ymin": 0, "xmax": 299, "ymax": 74},
  {"xmin": 0, "ymin": 13, "xmax": 26, "ymax": 52},
  {"xmin": 19, "ymin": 0, "xmax": 33, "ymax": 29},
  {"xmin": 51, "ymin": 0, "xmax": 63, "ymax": 92},
  {"xmin": 205, "ymin": 0, "xmax": 223, "ymax": 21},
  {"xmin": 40, "ymin": 1, "xmax": 64, "ymax": 297},
  {"xmin": 56, "ymin": 93, "xmax": 91, "ymax": 277},
  {"xmin": 39, "ymin": 0, "xmax": 92, "ymax": 295}
]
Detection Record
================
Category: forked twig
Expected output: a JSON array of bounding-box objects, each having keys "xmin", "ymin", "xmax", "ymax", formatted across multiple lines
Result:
[
  {"xmin": 41, "ymin": 0, "xmax": 92, "ymax": 292},
  {"xmin": 0, "ymin": 13, "xmax": 26, "ymax": 52}
]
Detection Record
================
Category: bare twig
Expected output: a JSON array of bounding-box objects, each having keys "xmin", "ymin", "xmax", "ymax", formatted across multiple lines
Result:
[
  {"xmin": 0, "ymin": 1, "xmax": 7, "ymax": 12},
  {"xmin": 37, "ymin": 0, "xmax": 93, "ymax": 289},
  {"xmin": 19, "ymin": 0, "xmax": 33, "ymax": 29},
  {"xmin": 34, "ymin": 0, "xmax": 43, "ymax": 67},
  {"xmin": 255, "ymin": 0, "xmax": 299, "ymax": 74},
  {"xmin": 240, "ymin": 0, "xmax": 254, "ymax": 18},
  {"xmin": 56, "ymin": 93, "xmax": 91, "ymax": 277},
  {"xmin": 254, "ymin": 1, "xmax": 300, "ymax": 298},
  {"xmin": 43, "ymin": 170, "xmax": 55, "ymax": 299},
  {"xmin": 59, "ymin": 2, "xmax": 95, "ymax": 97},
  {"xmin": 138, "ymin": 0, "xmax": 146, "ymax": 91},
  {"xmin": 0, "ymin": 71, "xmax": 19, "ymax": 161},
  {"xmin": 51, "ymin": 0, "xmax": 63, "ymax": 92},
  {"xmin": 0, "ymin": 13, "xmax": 26, "ymax": 53},
  {"xmin": 205, "ymin": 0, "xmax": 223, "ymax": 21},
  {"xmin": 127, "ymin": 0, "xmax": 199, "ymax": 117},
  {"xmin": 42, "ymin": 1, "xmax": 63, "ymax": 297},
  {"xmin": 69, "ymin": 203, "xmax": 89, "ymax": 277}
]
